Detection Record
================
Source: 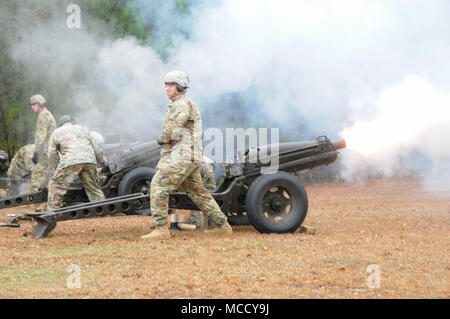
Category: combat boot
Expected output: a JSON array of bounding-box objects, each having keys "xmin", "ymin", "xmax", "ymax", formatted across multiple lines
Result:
[
  {"xmin": 204, "ymin": 221, "xmax": 233, "ymax": 235},
  {"xmin": 141, "ymin": 225, "xmax": 172, "ymax": 240}
]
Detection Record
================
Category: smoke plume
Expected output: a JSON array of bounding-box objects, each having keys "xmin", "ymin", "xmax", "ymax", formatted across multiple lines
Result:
[{"xmin": 4, "ymin": 0, "xmax": 450, "ymax": 192}]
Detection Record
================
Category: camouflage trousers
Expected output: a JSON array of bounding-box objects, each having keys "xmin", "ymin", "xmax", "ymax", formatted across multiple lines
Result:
[
  {"xmin": 199, "ymin": 162, "xmax": 216, "ymax": 191},
  {"xmin": 29, "ymin": 155, "xmax": 49, "ymax": 191},
  {"xmin": 150, "ymin": 154, "xmax": 226, "ymax": 227},
  {"xmin": 47, "ymin": 163, "xmax": 105, "ymax": 210}
]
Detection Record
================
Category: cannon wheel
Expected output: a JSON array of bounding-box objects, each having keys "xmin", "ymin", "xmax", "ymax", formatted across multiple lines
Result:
[
  {"xmin": 118, "ymin": 167, "xmax": 156, "ymax": 215},
  {"xmin": 246, "ymin": 171, "xmax": 308, "ymax": 233}
]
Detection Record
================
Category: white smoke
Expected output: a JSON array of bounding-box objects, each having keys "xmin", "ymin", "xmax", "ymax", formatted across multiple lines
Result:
[
  {"xmin": 7, "ymin": 0, "xmax": 450, "ymax": 192},
  {"xmin": 167, "ymin": 0, "xmax": 450, "ymax": 191},
  {"xmin": 340, "ymin": 75, "xmax": 450, "ymax": 191}
]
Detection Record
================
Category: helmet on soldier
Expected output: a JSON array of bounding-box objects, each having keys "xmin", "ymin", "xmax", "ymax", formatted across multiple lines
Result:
[
  {"xmin": 29, "ymin": 94, "xmax": 47, "ymax": 107},
  {"xmin": 164, "ymin": 71, "xmax": 190, "ymax": 89},
  {"xmin": 58, "ymin": 115, "xmax": 74, "ymax": 127}
]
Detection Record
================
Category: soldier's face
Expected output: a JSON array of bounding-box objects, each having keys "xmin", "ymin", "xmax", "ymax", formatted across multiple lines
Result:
[
  {"xmin": 30, "ymin": 103, "xmax": 39, "ymax": 113},
  {"xmin": 165, "ymin": 83, "xmax": 177, "ymax": 99}
]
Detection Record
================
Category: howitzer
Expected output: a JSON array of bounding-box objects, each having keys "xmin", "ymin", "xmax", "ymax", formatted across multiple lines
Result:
[
  {"xmin": 1, "ymin": 136, "xmax": 345, "ymax": 238},
  {"xmin": 0, "ymin": 141, "xmax": 162, "ymax": 208}
]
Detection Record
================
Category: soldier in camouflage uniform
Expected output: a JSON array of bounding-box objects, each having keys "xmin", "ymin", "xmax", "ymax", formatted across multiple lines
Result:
[
  {"xmin": 7, "ymin": 144, "xmax": 35, "ymax": 179},
  {"xmin": 141, "ymin": 71, "xmax": 232, "ymax": 240},
  {"xmin": 46, "ymin": 115, "xmax": 106, "ymax": 210},
  {"xmin": 28, "ymin": 95, "xmax": 57, "ymax": 191},
  {"xmin": 0, "ymin": 150, "xmax": 9, "ymax": 177},
  {"xmin": 199, "ymin": 156, "xmax": 216, "ymax": 191}
]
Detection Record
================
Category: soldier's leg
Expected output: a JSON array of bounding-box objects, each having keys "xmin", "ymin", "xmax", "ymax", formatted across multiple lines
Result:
[
  {"xmin": 152, "ymin": 153, "xmax": 176, "ymax": 216},
  {"xmin": 79, "ymin": 163, "xmax": 106, "ymax": 203},
  {"xmin": 29, "ymin": 157, "xmax": 48, "ymax": 191},
  {"xmin": 178, "ymin": 167, "xmax": 228, "ymax": 227},
  {"xmin": 150, "ymin": 161, "xmax": 196, "ymax": 226},
  {"xmin": 142, "ymin": 161, "xmax": 196, "ymax": 240},
  {"xmin": 47, "ymin": 165, "xmax": 82, "ymax": 210}
]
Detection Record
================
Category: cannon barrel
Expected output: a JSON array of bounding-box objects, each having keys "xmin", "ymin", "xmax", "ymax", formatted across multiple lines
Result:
[
  {"xmin": 239, "ymin": 136, "xmax": 346, "ymax": 176},
  {"xmin": 106, "ymin": 141, "xmax": 161, "ymax": 174},
  {"xmin": 332, "ymin": 138, "xmax": 346, "ymax": 150}
]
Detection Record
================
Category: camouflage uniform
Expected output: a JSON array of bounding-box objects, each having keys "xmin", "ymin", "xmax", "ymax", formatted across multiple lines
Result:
[
  {"xmin": 7, "ymin": 144, "xmax": 35, "ymax": 178},
  {"xmin": 29, "ymin": 108, "xmax": 56, "ymax": 191},
  {"xmin": 47, "ymin": 123, "xmax": 106, "ymax": 210},
  {"xmin": 150, "ymin": 94, "xmax": 227, "ymax": 226},
  {"xmin": 199, "ymin": 158, "xmax": 216, "ymax": 191},
  {"xmin": 0, "ymin": 150, "xmax": 9, "ymax": 177}
]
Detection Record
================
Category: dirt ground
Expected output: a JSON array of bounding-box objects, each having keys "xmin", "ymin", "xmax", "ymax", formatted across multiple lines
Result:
[{"xmin": 0, "ymin": 179, "xmax": 448, "ymax": 298}]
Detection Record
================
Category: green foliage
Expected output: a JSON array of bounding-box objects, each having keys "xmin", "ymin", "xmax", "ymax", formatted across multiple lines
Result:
[
  {"xmin": 78, "ymin": 0, "xmax": 151, "ymax": 42},
  {"xmin": 0, "ymin": 0, "xmax": 159, "ymax": 157}
]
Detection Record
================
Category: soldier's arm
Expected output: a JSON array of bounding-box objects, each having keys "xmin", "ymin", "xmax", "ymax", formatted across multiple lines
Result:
[
  {"xmin": 34, "ymin": 115, "xmax": 48, "ymax": 154},
  {"xmin": 87, "ymin": 132, "xmax": 106, "ymax": 165},
  {"xmin": 47, "ymin": 134, "xmax": 59, "ymax": 173},
  {"xmin": 6, "ymin": 156, "xmax": 17, "ymax": 177},
  {"xmin": 158, "ymin": 102, "xmax": 191, "ymax": 143}
]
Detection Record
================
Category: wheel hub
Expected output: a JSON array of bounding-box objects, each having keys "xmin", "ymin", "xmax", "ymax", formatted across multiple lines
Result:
[
  {"xmin": 264, "ymin": 187, "xmax": 290, "ymax": 214},
  {"xmin": 270, "ymin": 198, "xmax": 283, "ymax": 211}
]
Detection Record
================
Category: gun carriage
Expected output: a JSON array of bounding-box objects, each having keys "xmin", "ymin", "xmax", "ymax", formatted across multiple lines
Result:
[{"xmin": 0, "ymin": 136, "xmax": 345, "ymax": 238}]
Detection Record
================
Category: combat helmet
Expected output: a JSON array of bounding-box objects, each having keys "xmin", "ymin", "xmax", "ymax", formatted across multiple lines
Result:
[
  {"xmin": 29, "ymin": 94, "xmax": 47, "ymax": 107},
  {"xmin": 164, "ymin": 71, "xmax": 190, "ymax": 88},
  {"xmin": 58, "ymin": 115, "xmax": 74, "ymax": 127}
]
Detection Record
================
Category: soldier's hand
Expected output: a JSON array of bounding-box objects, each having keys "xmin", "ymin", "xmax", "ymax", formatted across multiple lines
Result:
[{"xmin": 32, "ymin": 152, "xmax": 39, "ymax": 164}]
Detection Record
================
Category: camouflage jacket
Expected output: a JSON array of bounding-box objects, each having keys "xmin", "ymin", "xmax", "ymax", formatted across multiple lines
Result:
[
  {"xmin": 35, "ymin": 108, "xmax": 56, "ymax": 156},
  {"xmin": 7, "ymin": 144, "xmax": 35, "ymax": 178},
  {"xmin": 47, "ymin": 123, "xmax": 105, "ymax": 172},
  {"xmin": 159, "ymin": 95, "xmax": 203, "ymax": 161}
]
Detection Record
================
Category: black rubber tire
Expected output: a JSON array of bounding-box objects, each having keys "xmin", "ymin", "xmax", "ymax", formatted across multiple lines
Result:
[
  {"xmin": 227, "ymin": 212, "xmax": 250, "ymax": 226},
  {"xmin": 118, "ymin": 167, "xmax": 155, "ymax": 215},
  {"xmin": 245, "ymin": 171, "xmax": 308, "ymax": 233}
]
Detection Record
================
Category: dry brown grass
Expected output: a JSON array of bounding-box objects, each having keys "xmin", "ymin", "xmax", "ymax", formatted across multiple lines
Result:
[{"xmin": 0, "ymin": 179, "xmax": 448, "ymax": 298}]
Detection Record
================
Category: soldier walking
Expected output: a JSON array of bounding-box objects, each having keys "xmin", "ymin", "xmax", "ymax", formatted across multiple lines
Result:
[
  {"xmin": 141, "ymin": 71, "xmax": 232, "ymax": 240},
  {"xmin": 28, "ymin": 95, "xmax": 56, "ymax": 191},
  {"xmin": 46, "ymin": 115, "xmax": 106, "ymax": 210}
]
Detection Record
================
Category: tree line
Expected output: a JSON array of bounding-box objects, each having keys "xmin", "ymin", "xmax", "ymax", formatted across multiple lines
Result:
[{"xmin": 0, "ymin": 0, "xmax": 194, "ymax": 157}]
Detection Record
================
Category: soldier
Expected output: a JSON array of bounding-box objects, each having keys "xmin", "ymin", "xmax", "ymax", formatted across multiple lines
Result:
[
  {"xmin": 5, "ymin": 144, "xmax": 35, "ymax": 195},
  {"xmin": 0, "ymin": 150, "xmax": 9, "ymax": 177},
  {"xmin": 7, "ymin": 144, "xmax": 35, "ymax": 179},
  {"xmin": 28, "ymin": 94, "xmax": 57, "ymax": 191},
  {"xmin": 46, "ymin": 115, "xmax": 106, "ymax": 210},
  {"xmin": 141, "ymin": 71, "xmax": 232, "ymax": 240}
]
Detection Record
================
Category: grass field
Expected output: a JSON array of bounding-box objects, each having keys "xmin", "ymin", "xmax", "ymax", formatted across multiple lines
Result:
[{"xmin": 0, "ymin": 179, "xmax": 448, "ymax": 298}]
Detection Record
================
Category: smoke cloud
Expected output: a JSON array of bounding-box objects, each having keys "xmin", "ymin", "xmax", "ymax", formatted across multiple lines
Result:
[{"xmin": 5, "ymin": 0, "xmax": 450, "ymax": 192}]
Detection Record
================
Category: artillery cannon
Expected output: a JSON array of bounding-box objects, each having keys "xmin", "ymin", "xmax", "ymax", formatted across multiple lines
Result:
[
  {"xmin": 0, "ymin": 136, "xmax": 345, "ymax": 238},
  {"xmin": 0, "ymin": 140, "xmax": 161, "ymax": 207}
]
